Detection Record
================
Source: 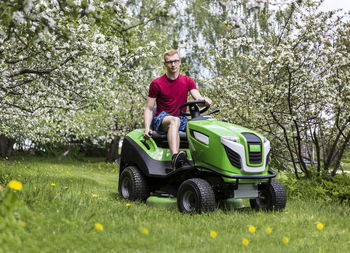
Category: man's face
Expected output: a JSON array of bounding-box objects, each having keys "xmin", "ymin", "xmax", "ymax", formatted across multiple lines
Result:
[{"xmin": 164, "ymin": 54, "xmax": 181, "ymax": 74}]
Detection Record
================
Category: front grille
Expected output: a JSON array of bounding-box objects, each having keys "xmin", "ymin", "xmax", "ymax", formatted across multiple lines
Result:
[
  {"xmin": 248, "ymin": 143, "xmax": 262, "ymax": 164},
  {"xmin": 224, "ymin": 146, "xmax": 241, "ymax": 169},
  {"xmin": 242, "ymin": 133, "xmax": 262, "ymax": 165}
]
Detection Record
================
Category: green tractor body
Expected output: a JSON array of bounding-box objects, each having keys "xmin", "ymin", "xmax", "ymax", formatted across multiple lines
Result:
[{"xmin": 118, "ymin": 101, "xmax": 286, "ymax": 213}]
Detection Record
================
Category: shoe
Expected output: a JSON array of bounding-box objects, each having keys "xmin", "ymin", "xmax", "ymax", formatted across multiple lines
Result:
[{"xmin": 171, "ymin": 151, "xmax": 188, "ymax": 170}]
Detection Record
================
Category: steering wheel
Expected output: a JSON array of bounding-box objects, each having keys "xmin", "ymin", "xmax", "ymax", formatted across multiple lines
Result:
[{"xmin": 178, "ymin": 100, "xmax": 210, "ymax": 118}]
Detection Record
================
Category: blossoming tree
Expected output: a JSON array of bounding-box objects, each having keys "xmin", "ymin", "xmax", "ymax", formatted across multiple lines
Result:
[
  {"xmin": 211, "ymin": 1, "xmax": 349, "ymax": 177},
  {"xmin": 0, "ymin": 0, "xmax": 170, "ymax": 159}
]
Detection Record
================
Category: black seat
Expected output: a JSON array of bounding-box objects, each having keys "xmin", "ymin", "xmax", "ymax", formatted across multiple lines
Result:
[{"xmin": 151, "ymin": 130, "xmax": 188, "ymax": 148}]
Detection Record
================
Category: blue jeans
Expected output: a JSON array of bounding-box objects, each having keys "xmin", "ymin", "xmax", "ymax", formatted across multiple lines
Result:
[{"xmin": 152, "ymin": 111, "xmax": 188, "ymax": 133}]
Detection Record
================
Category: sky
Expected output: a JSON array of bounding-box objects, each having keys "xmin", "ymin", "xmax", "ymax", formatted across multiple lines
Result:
[{"xmin": 319, "ymin": 0, "xmax": 350, "ymax": 11}]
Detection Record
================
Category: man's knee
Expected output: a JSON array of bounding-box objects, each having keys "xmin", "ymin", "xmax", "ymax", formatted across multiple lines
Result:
[
  {"xmin": 162, "ymin": 116, "xmax": 181, "ymax": 131},
  {"xmin": 169, "ymin": 116, "xmax": 181, "ymax": 128}
]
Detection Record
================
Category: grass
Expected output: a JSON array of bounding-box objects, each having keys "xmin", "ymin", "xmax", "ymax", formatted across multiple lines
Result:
[{"xmin": 1, "ymin": 155, "xmax": 350, "ymax": 253}]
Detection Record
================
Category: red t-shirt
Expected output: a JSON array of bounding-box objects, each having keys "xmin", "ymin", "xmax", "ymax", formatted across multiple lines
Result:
[{"xmin": 148, "ymin": 74, "xmax": 197, "ymax": 116}]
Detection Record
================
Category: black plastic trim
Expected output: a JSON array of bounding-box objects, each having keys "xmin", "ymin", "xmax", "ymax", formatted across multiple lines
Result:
[
  {"xmin": 121, "ymin": 136, "xmax": 170, "ymax": 177},
  {"xmin": 196, "ymin": 165, "xmax": 276, "ymax": 179},
  {"xmin": 224, "ymin": 145, "xmax": 242, "ymax": 169}
]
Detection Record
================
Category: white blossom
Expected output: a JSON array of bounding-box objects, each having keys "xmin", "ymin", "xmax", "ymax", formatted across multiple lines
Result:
[
  {"xmin": 24, "ymin": 0, "xmax": 34, "ymax": 13},
  {"xmin": 12, "ymin": 11, "xmax": 25, "ymax": 24},
  {"xmin": 149, "ymin": 41, "xmax": 156, "ymax": 47},
  {"xmin": 86, "ymin": 4, "xmax": 96, "ymax": 13},
  {"xmin": 168, "ymin": 7, "xmax": 177, "ymax": 17}
]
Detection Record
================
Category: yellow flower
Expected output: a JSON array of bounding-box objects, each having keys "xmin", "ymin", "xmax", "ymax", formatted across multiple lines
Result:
[
  {"xmin": 8, "ymin": 180, "xmax": 22, "ymax": 191},
  {"xmin": 265, "ymin": 227, "xmax": 272, "ymax": 234},
  {"xmin": 51, "ymin": 183, "xmax": 56, "ymax": 187},
  {"xmin": 126, "ymin": 203, "xmax": 131, "ymax": 207},
  {"xmin": 249, "ymin": 226, "xmax": 256, "ymax": 233},
  {"xmin": 21, "ymin": 221, "xmax": 27, "ymax": 228},
  {"xmin": 282, "ymin": 237, "xmax": 289, "ymax": 244},
  {"xmin": 242, "ymin": 239, "xmax": 249, "ymax": 246},
  {"xmin": 5, "ymin": 157, "xmax": 8, "ymax": 160},
  {"xmin": 210, "ymin": 231, "xmax": 217, "ymax": 238},
  {"xmin": 95, "ymin": 223, "xmax": 104, "ymax": 231},
  {"xmin": 92, "ymin": 194, "xmax": 97, "ymax": 198},
  {"xmin": 316, "ymin": 223, "xmax": 324, "ymax": 230},
  {"xmin": 140, "ymin": 227, "xmax": 149, "ymax": 235}
]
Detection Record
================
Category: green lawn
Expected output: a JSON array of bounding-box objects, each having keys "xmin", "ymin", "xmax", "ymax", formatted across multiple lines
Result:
[{"xmin": 1, "ymin": 156, "xmax": 349, "ymax": 253}]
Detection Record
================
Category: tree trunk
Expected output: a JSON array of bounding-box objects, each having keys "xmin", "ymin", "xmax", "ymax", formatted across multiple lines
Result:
[
  {"xmin": 0, "ymin": 135, "xmax": 15, "ymax": 159},
  {"xmin": 313, "ymin": 129, "xmax": 321, "ymax": 174},
  {"xmin": 106, "ymin": 135, "xmax": 120, "ymax": 163},
  {"xmin": 331, "ymin": 130, "xmax": 350, "ymax": 177}
]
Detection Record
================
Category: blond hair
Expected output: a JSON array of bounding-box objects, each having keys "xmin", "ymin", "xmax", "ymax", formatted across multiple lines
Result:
[{"xmin": 163, "ymin": 49, "xmax": 180, "ymax": 61}]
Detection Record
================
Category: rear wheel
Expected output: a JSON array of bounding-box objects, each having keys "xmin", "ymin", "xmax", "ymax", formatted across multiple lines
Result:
[
  {"xmin": 118, "ymin": 166, "xmax": 149, "ymax": 201},
  {"xmin": 177, "ymin": 178, "xmax": 215, "ymax": 214},
  {"xmin": 250, "ymin": 179, "xmax": 286, "ymax": 211}
]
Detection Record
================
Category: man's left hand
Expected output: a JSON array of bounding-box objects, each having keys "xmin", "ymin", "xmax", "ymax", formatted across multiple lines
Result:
[{"xmin": 202, "ymin": 97, "xmax": 212, "ymax": 107}]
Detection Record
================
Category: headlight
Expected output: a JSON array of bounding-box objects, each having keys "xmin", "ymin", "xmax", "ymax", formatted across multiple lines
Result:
[
  {"xmin": 221, "ymin": 136, "xmax": 238, "ymax": 143},
  {"xmin": 192, "ymin": 131, "xmax": 209, "ymax": 145}
]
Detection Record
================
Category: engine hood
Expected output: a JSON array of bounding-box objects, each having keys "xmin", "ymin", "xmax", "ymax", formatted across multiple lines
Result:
[
  {"xmin": 187, "ymin": 118, "xmax": 270, "ymax": 174},
  {"xmin": 187, "ymin": 119, "xmax": 263, "ymax": 141}
]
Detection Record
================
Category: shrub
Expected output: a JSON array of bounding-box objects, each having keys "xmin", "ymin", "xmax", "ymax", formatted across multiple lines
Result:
[{"xmin": 280, "ymin": 172, "xmax": 350, "ymax": 205}]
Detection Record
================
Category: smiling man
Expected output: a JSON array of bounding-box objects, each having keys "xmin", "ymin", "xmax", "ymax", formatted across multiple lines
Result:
[{"xmin": 144, "ymin": 49, "xmax": 211, "ymax": 171}]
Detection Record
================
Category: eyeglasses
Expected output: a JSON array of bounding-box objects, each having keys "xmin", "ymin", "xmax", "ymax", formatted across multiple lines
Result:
[{"xmin": 164, "ymin": 60, "xmax": 180, "ymax": 65}]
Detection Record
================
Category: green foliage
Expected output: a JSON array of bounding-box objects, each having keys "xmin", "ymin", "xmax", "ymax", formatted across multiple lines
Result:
[
  {"xmin": 0, "ymin": 187, "xmax": 31, "ymax": 250},
  {"xmin": 280, "ymin": 172, "xmax": 350, "ymax": 205}
]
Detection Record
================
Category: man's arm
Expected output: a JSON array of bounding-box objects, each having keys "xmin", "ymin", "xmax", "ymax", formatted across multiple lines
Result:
[
  {"xmin": 144, "ymin": 97, "xmax": 156, "ymax": 139},
  {"xmin": 190, "ymin": 89, "xmax": 212, "ymax": 106}
]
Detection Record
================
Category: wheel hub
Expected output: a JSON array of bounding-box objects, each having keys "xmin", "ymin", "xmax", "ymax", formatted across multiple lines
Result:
[
  {"xmin": 182, "ymin": 190, "xmax": 196, "ymax": 212},
  {"xmin": 121, "ymin": 178, "xmax": 131, "ymax": 198}
]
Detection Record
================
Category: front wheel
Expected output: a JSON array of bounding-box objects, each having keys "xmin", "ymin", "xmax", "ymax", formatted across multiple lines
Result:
[
  {"xmin": 250, "ymin": 179, "xmax": 287, "ymax": 211},
  {"xmin": 177, "ymin": 178, "xmax": 215, "ymax": 214},
  {"xmin": 118, "ymin": 166, "xmax": 149, "ymax": 201}
]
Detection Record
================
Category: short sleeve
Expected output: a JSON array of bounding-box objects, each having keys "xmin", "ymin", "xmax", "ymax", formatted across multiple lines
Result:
[
  {"xmin": 187, "ymin": 76, "xmax": 197, "ymax": 91},
  {"xmin": 148, "ymin": 82, "xmax": 159, "ymax": 98}
]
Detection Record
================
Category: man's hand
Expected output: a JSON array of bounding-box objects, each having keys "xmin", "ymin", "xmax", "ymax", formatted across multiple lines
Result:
[
  {"xmin": 144, "ymin": 128, "xmax": 152, "ymax": 139},
  {"xmin": 203, "ymin": 97, "xmax": 212, "ymax": 107}
]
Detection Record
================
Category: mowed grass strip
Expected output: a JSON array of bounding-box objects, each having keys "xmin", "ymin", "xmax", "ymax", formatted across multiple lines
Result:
[{"xmin": 1, "ymin": 156, "xmax": 350, "ymax": 253}]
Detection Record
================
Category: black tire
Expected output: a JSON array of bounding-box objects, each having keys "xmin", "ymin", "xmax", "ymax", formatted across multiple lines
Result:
[
  {"xmin": 177, "ymin": 178, "xmax": 215, "ymax": 214},
  {"xmin": 250, "ymin": 179, "xmax": 287, "ymax": 211},
  {"xmin": 118, "ymin": 166, "xmax": 149, "ymax": 201}
]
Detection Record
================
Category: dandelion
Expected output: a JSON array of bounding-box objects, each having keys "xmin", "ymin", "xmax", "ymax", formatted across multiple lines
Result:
[
  {"xmin": 126, "ymin": 203, "xmax": 131, "ymax": 207},
  {"xmin": 242, "ymin": 239, "xmax": 249, "ymax": 246},
  {"xmin": 95, "ymin": 223, "xmax": 103, "ymax": 231},
  {"xmin": 249, "ymin": 226, "xmax": 256, "ymax": 233},
  {"xmin": 140, "ymin": 227, "xmax": 149, "ymax": 235},
  {"xmin": 265, "ymin": 227, "xmax": 272, "ymax": 234},
  {"xmin": 92, "ymin": 194, "xmax": 97, "ymax": 198},
  {"xmin": 316, "ymin": 223, "xmax": 324, "ymax": 230},
  {"xmin": 210, "ymin": 231, "xmax": 217, "ymax": 238},
  {"xmin": 8, "ymin": 180, "xmax": 22, "ymax": 191},
  {"xmin": 282, "ymin": 237, "xmax": 289, "ymax": 244},
  {"xmin": 51, "ymin": 183, "xmax": 56, "ymax": 187}
]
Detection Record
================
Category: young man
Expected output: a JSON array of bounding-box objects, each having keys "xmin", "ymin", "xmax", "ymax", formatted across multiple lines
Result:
[{"xmin": 144, "ymin": 49, "xmax": 212, "ymax": 170}]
